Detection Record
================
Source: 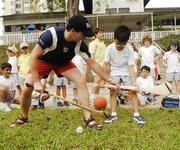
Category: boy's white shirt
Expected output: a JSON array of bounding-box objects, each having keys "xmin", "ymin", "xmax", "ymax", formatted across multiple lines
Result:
[
  {"xmin": 104, "ymin": 42, "xmax": 135, "ymax": 76},
  {"xmin": 138, "ymin": 45, "xmax": 160, "ymax": 68},
  {"xmin": 8, "ymin": 56, "xmax": 18, "ymax": 73},
  {"xmin": 72, "ymin": 54, "xmax": 86, "ymax": 74},
  {"xmin": 163, "ymin": 51, "xmax": 180, "ymax": 73},
  {"xmin": 136, "ymin": 75, "xmax": 154, "ymax": 89},
  {"xmin": 0, "ymin": 75, "xmax": 16, "ymax": 91}
]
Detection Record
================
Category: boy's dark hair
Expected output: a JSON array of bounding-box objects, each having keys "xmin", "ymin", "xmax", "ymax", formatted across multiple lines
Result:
[
  {"xmin": 94, "ymin": 28, "xmax": 104, "ymax": 36},
  {"xmin": 141, "ymin": 66, "xmax": 150, "ymax": 72},
  {"xmin": 114, "ymin": 25, "xmax": 131, "ymax": 42},
  {"xmin": 167, "ymin": 39, "xmax": 180, "ymax": 53},
  {"xmin": 1, "ymin": 63, "xmax": 12, "ymax": 70}
]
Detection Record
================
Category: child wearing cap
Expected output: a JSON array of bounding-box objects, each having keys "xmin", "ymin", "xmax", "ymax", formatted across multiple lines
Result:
[
  {"xmin": 18, "ymin": 42, "xmax": 31, "ymax": 86},
  {"xmin": 163, "ymin": 40, "xmax": 180, "ymax": 94},
  {"xmin": 10, "ymin": 15, "xmax": 117, "ymax": 129}
]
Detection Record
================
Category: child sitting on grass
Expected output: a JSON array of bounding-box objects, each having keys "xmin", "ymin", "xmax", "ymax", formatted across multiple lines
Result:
[
  {"xmin": 0, "ymin": 63, "xmax": 16, "ymax": 112},
  {"xmin": 136, "ymin": 66, "xmax": 154, "ymax": 106}
]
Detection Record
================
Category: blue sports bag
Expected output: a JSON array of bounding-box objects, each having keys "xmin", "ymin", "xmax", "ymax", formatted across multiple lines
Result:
[{"xmin": 161, "ymin": 97, "xmax": 179, "ymax": 108}]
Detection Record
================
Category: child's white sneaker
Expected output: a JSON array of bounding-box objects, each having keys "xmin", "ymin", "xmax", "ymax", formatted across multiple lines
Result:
[{"xmin": 3, "ymin": 103, "xmax": 12, "ymax": 112}]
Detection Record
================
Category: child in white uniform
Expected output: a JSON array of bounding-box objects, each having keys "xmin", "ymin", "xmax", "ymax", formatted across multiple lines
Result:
[
  {"xmin": 6, "ymin": 46, "xmax": 22, "ymax": 96},
  {"xmin": 163, "ymin": 40, "xmax": 180, "ymax": 94},
  {"xmin": 0, "ymin": 63, "xmax": 16, "ymax": 112},
  {"xmin": 137, "ymin": 66, "xmax": 154, "ymax": 106}
]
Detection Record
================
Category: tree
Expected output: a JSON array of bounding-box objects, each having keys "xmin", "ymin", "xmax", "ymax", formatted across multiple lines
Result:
[{"xmin": 67, "ymin": 0, "xmax": 79, "ymax": 19}]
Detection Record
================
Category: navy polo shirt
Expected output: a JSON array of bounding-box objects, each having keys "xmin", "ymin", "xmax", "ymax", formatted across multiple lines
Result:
[{"xmin": 37, "ymin": 26, "xmax": 91, "ymax": 65}]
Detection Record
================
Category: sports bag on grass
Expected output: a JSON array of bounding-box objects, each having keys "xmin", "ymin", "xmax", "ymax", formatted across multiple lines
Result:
[{"xmin": 161, "ymin": 97, "xmax": 179, "ymax": 108}]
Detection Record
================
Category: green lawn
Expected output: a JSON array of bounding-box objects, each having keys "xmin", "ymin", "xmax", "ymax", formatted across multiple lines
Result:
[{"xmin": 0, "ymin": 108, "xmax": 180, "ymax": 150}]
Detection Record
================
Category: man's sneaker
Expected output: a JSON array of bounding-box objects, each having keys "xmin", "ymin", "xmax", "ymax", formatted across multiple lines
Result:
[
  {"xmin": 133, "ymin": 116, "xmax": 146, "ymax": 125},
  {"xmin": 104, "ymin": 115, "xmax": 118, "ymax": 123},
  {"xmin": 57, "ymin": 101, "xmax": 64, "ymax": 107},
  {"xmin": 63, "ymin": 101, "xmax": 70, "ymax": 107}
]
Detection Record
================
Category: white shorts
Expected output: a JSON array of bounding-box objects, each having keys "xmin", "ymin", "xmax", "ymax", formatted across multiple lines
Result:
[
  {"xmin": 54, "ymin": 76, "xmax": 68, "ymax": 86},
  {"xmin": 166, "ymin": 72, "xmax": 180, "ymax": 81},
  {"xmin": 110, "ymin": 75, "xmax": 132, "ymax": 86},
  {"xmin": 137, "ymin": 93, "xmax": 153, "ymax": 104},
  {"xmin": 11, "ymin": 73, "xmax": 20, "ymax": 86},
  {"xmin": 110, "ymin": 75, "xmax": 132, "ymax": 96},
  {"xmin": 70, "ymin": 81, "xmax": 77, "ymax": 89}
]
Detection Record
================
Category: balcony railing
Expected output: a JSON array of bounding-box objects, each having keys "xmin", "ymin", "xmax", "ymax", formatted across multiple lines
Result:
[{"xmin": 0, "ymin": 30, "xmax": 179, "ymax": 45}]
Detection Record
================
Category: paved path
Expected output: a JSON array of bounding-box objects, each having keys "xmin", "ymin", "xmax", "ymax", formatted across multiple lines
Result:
[{"xmin": 44, "ymin": 82, "xmax": 166, "ymax": 109}]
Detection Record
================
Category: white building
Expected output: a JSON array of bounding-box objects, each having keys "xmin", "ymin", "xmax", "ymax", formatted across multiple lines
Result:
[{"xmin": 93, "ymin": 0, "xmax": 144, "ymax": 14}]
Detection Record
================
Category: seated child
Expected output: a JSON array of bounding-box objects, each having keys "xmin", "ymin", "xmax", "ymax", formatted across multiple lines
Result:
[
  {"xmin": 136, "ymin": 66, "xmax": 154, "ymax": 106},
  {"xmin": 0, "ymin": 63, "xmax": 16, "ymax": 112}
]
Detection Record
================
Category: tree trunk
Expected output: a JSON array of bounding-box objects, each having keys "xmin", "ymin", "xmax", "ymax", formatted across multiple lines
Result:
[{"xmin": 67, "ymin": 0, "xmax": 79, "ymax": 19}]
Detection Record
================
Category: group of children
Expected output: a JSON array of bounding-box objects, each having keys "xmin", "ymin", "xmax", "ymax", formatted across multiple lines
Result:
[
  {"xmin": 0, "ymin": 25, "xmax": 180, "ymax": 126},
  {"xmin": 0, "ymin": 42, "xmax": 31, "ymax": 112}
]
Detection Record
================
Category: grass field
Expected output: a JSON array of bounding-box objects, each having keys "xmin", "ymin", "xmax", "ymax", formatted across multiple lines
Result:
[{"xmin": 0, "ymin": 108, "xmax": 180, "ymax": 150}]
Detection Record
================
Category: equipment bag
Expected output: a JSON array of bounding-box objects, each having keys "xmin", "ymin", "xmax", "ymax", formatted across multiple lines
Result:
[{"xmin": 161, "ymin": 97, "xmax": 179, "ymax": 108}]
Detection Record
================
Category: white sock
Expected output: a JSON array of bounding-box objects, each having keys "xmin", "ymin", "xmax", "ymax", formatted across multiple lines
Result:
[
  {"xmin": 134, "ymin": 112, "xmax": 140, "ymax": 117},
  {"xmin": 111, "ymin": 112, "xmax": 117, "ymax": 116},
  {"xmin": 90, "ymin": 94, "xmax": 97, "ymax": 101}
]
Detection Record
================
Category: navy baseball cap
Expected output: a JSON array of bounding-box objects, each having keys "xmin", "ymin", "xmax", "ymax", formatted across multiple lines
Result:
[{"xmin": 66, "ymin": 15, "xmax": 94, "ymax": 37}]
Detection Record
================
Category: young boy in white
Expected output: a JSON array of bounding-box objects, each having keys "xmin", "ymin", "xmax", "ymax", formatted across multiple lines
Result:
[
  {"xmin": 104, "ymin": 25, "xmax": 146, "ymax": 125},
  {"xmin": 0, "ymin": 63, "xmax": 16, "ymax": 112},
  {"xmin": 137, "ymin": 66, "xmax": 154, "ymax": 106},
  {"xmin": 163, "ymin": 40, "xmax": 180, "ymax": 94},
  {"xmin": 138, "ymin": 35, "xmax": 160, "ymax": 78},
  {"xmin": 6, "ymin": 46, "xmax": 22, "ymax": 96}
]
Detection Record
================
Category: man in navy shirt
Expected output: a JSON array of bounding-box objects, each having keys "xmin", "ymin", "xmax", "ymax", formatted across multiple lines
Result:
[{"xmin": 10, "ymin": 15, "xmax": 117, "ymax": 129}]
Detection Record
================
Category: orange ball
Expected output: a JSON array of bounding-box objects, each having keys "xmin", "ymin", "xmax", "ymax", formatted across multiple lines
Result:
[{"xmin": 93, "ymin": 96, "xmax": 107, "ymax": 110}]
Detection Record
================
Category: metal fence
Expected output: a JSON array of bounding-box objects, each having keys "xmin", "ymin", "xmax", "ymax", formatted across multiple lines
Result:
[{"xmin": 0, "ymin": 30, "xmax": 180, "ymax": 45}]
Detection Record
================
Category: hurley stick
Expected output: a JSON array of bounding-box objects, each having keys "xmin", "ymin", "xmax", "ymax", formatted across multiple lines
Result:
[{"xmin": 50, "ymin": 93, "xmax": 108, "ymax": 118}]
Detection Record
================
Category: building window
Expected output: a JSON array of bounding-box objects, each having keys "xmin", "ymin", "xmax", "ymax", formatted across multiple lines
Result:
[
  {"xmin": 5, "ymin": 26, "xmax": 11, "ymax": 32},
  {"xmin": 106, "ymin": 8, "xmax": 117, "ymax": 14},
  {"xmin": 25, "ymin": 0, "xmax": 30, "ymax": 3},
  {"xmin": 16, "ymin": 4, "xmax": 21, "ymax": 8},
  {"xmin": 118, "ymin": 8, "xmax": 130, "ymax": 13}
]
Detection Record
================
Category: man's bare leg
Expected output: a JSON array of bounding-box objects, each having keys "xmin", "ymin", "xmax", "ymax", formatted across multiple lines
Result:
[
  {"xmin": 62, "ymin": 68, "xmax": 91, "ymax": 120},
  {"xmin": 20, "ymin": 74, "xmax": 34, "ymax": 118}
]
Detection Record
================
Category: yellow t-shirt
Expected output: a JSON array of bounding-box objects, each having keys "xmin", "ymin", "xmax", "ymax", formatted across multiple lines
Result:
[
  {"xmin": 89, "ymin": 39, "xmax": 106, "ymax": 67},
  {"xmin": 18, "ymin": 53, "xmax": 31, "ymax": 79}
]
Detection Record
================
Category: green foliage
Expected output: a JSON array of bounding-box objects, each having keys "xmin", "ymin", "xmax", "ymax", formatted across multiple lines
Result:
[
  {"xmin": 0, "ymin": 43, "xmax": 36, "ymax": 65},
  {"xmin": 156, "ymin": 34, "xmax": 180, "ymax": 50},
  {"xmin": 0, "ymin": 108, "xmax": 180, "ymax": 149}
]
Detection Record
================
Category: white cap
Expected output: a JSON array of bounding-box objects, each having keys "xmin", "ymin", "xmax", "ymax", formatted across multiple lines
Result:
[{"xmin": 20, "ymin": 42, "xmax": 29, "ymax": 49}]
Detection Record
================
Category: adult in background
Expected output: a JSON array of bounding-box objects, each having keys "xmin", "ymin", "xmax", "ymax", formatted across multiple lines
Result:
[{"xmin": 10, "ymin": 15, "xmax": 117, "ymax": 129}]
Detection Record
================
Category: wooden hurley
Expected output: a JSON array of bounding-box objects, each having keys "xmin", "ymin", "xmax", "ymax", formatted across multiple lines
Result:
[
  {"xmin": 50, "ymin": 93, "xmax": 108, "ymax": 118},
  {"xmin": 97, "ymin": 82, "xmax": 172, "ymax": 96}
]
